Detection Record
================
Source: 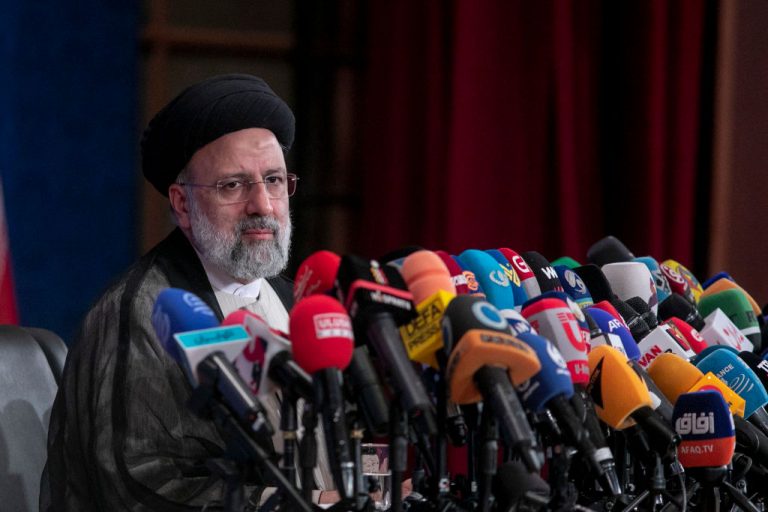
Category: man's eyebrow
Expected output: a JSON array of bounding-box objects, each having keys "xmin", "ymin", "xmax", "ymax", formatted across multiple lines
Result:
[{"xmin": 216, "ymin": 169, "xmax": 287, "ymax": 179}]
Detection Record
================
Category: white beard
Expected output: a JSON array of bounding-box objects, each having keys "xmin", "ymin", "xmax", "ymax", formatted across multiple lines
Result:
[{"xmin": 187, "ymin": 198, "xmax": 292, "ymax": 282}]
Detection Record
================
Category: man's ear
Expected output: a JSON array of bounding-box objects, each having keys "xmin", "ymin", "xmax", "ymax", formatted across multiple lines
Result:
[{"xmin": 168, "ymin": 184, "xmax": 192, "ymax": 230}]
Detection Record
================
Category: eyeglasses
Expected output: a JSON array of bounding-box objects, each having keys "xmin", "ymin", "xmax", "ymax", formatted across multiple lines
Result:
[{"xmin": 179, "ymin": 173, "xmax": 298, "ymax": 204}]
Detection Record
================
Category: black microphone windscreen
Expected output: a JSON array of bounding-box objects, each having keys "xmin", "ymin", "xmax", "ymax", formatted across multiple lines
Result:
[
  {"xmin": 658, "ymin": 293, "xmax": 705, "ymax": 331},
  {"xmin": 573, "ymin": 264, "xmax": 614, "ymax": 303},
  {"xmin": 626, "ymin": 296, "xmax": 659, "ymax": 329},
  {"xmin": 587, "ymin": 236, "xmax": 635, "ymax": 266}
]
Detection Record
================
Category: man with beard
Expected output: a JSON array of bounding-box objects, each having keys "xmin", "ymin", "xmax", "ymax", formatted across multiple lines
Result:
[{"xmin": 41, "ymin": 75, "xmax": 334, "ymax": 510}]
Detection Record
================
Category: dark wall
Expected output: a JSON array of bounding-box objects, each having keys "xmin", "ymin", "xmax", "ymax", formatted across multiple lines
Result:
[{"xmin": 0, "ymin": 1, "xmax": 139, "ymax": 342}]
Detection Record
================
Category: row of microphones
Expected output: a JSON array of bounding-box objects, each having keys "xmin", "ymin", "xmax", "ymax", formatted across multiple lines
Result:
[{"xmin": 148, "ymin": 232, "xmax": 768, "ymax": 512}]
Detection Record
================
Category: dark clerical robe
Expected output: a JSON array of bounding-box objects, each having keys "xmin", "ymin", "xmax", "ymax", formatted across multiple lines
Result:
[{"xmin": 41, "ymin": 228, "xmax": 293, "ymax": 511}]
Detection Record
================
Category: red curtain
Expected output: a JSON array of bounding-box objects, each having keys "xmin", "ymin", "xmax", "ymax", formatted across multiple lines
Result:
[
  {"xmin": 359, "ymin": 0, "xmax": 710, "ymax": 266},
  {"xmin": 0, "ymin": 178, "xmax": 18, "ymax": 325}
]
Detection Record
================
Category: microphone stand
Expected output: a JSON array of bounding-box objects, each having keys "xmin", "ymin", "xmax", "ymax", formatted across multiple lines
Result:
[
  {"xmin": 463, "ymin": 404, "xmax": 480, "ymax": 509},
  {"xmin": 280, "ymin": 389, "xmax": 298, "ymax": 488},
  {"xmin": 478, "ymin": 404, "xmax": 498, "ymax": 512},
  {"xmin": 299, "ymin": 401, "xmax": 319, "ymax": 504},
  {"xmin": 350, "ymin": 418, "xmax": 366, "ymax": 511},
  {"xmin": 390, "ymin": 398, "xmax": 409, "ymax": 512},
  {"xmin": 686, "ymin": 466, "xmax": 761, "ymax": 512},
  {"xmin": 434, "ymin": 371, "xmax": 451, "ymax": 504},
  {"xmin": 188, "ymin": 357, "xmax": 313, "ymax": 512}
]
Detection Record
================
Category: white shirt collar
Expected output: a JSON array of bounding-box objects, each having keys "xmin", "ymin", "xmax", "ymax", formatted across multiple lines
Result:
[{"xmin": 194, "ymin": 248, "xmax": 263, "ymax": 299}]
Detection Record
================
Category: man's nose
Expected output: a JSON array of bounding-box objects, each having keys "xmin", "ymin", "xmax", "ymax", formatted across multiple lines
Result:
[{"xmin": 244, "ymin": 182, "xmax": 274, "ymax": 216}]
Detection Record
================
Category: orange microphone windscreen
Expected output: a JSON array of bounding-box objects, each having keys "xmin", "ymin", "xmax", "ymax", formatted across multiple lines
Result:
[
  {"xmin": 446, "ymin": 329, "xmax": 541, "ymax": 404},
  {"xmin": 587, "ymin": 345, "xmax": 652, "ymax": 429}
]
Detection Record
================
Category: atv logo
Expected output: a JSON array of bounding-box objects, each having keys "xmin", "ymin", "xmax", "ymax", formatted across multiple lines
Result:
[{"xmin": 489, "ymin": 270, "xmax": 510, "ymax": 287}]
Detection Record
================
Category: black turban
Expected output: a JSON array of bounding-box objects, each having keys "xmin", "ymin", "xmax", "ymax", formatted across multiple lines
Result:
[{"xmin": 141, "ymin": 74, "xmax": 295, "ymax": 197}]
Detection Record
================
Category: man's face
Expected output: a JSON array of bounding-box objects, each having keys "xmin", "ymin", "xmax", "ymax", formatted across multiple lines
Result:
[{"xmin": 170, "ymin": 128, "xmax": 292, "ymax": 283}]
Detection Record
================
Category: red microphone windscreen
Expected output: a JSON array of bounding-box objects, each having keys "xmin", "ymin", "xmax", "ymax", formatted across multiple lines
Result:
[
  {"xmin": 289, "ymin": 295, "xmax": 354, "ymax": 374},
  {"xmin": 293, "ymin": 250, "xmax": 341, "ymax": 301},
  {"xmin": 664, "ymin": 317, "xmax": 708, "ymax": 354}
]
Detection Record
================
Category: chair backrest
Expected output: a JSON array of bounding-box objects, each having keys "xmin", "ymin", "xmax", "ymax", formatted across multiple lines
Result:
[{"xmin": 0, "ymin": 325, "xmax": 66, "ymax": 512}]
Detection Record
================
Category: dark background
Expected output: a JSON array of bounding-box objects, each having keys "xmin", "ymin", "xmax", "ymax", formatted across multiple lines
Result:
[{"xmin": 1, "ymin": 0, "xmax": 767, "ymax": 343}]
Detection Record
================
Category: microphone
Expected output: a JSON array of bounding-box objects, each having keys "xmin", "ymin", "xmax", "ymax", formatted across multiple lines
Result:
[
  {"xmin": 646, "ymin": 353, "xmax": 768, "ymax": 469},
  {"xmin": 522, "ymin": 295, "xmax": 622, "ymax": 479},
  {"xmin": 663, "ymin": 317, "xmax": 709, "ymax": 355},
  {"xmin": 634, "ymin": 256, "xmax": 672, "ymax": 305},
  {"xmin": 486, "ymin": 248, "xmax": 529, "ymax": 306},
  {"xmin": 151, "ymin": 287, "xmax": 220, "ymax": 365},
  {"xmin": 658, "ymin": 293, "xmax": 706, "ymax": 331},
  {"xmin": 625, "ymin": 296, "xmax": 658, "ymax": 329},
  {"xmin": 398, "ymin": 250, "xmax": 456, "ymax": 368},
  {"xmin": 290, "ymin": 294, "xmax": 356, "ymax": 499},
  {"xmin": 672, "ymin": 390, "xmax": 735, "ymax": 468},
  {"xmin": 646, "ymin": 353, "xmax": 746, "ymax": 417},
  {"xmin": 673, "ymin": 391, "xmax": 765, "ymax": 512},
  {"xmin": 521, "ymin": 251, "xmax": 563, "ymax": 293},
  {"xmin": 551, "ymin": 255, "xmax": 581, "ymax": 269},
  {"xmin": 583, "ymin": 308, "xmax": 629, "ymax": 357},
  {"xmin": 516, "ymin": 330, "xmax": 621, "ymax": 494},
  {"xmin": 554, "ymin": 265, "xmax": 594, "ymax": 308},
  {"xmin": 432, "ymin": 250, "xmax": 480, "ymax": 296},
  {"xmin": 602, "ymin": 261, "xmax": 659, "ymax": 316},
  {"xmin": 293, "ymin": 251, "xmax": 390, "ymax": 437},
  {"xmin": 399, "ymin": 250, "xmax": 470, "ymax": 449},
  {"xmin": 293, "ymin": 250, "xmax": 341, "ymax": 301},
  {"xmin": 739, "ymin": 351, "xmax": 768, "ymax": 392},
  {"xmin": 335, "ymin": 254, "xmax": 436, "ymax": 433},
  {"xmin": 659, "ymin": 262, "xmax": 697, "ymax": 305},
  {"xmin": 699, "ymin": 289, "xmax": 760, "ymax": 351},
  {"xmin": 587, "ymin": 306, "xmax": 638, "ymax": 357},
  {"xmin": 458, "ymin": 249, "xmax": 517, "ymax": 311},
  {"xmin": 661, "ymin": 259, "xmax": 704, "ymax": 303},
  {"xmin": 636, "ymin": 321, "xmax": 696, "ymax": 369},
  {"xmin": 692, "ymin": 345, "xmax": 738, "ymax": 364},
  {"xmin": 497, "ymin": 248, "xmax": 541, "ymax": 299},
  {"xmin": 702, "ymin": 275, "xmax": 762, "ymax": 317},
  {"xmin": 573, "ymin": 264, "xmax": 614, "ymax": 303},
  {"xmin": 612, "ymin": 299, "xmax": 652, "ymax": 343},
  {"xmin": 222, "ymin": 310, "xmax": 313, "ymax": 401},
  {"xmin": 152, "ymin": 289, "xmax": 273, "ymax": 440},
  {"xmin": 587, "ymin": 345, "xmax": 680, "ymax": 456},
  {"xmin": 702, "ymin": 271, "xmax": 733, "ymax": 289},
  {"xmin": 696, "ymin": 350, "xmax": 768, "ymax": 436},
  {"xmin": 520, "ymin": 295, "xmax": 589, "ymax": 384},
  {"xmin": 586, "ymin": 235, "xmax": 635, "ymax": 266},
  {"xmin": 586, "ymin": 304, "xmax": 676, "ymax": 421},
  {"xmin": 442, "ymin": 295, "xmax": 542, "ymax": 471},
  {"xmin": 573, "ymin": 266, "xmax": 652, "ymax": 341},
  {"xmin": 699, "ymin": 308, "xmax": 754, "ymax": 352}
]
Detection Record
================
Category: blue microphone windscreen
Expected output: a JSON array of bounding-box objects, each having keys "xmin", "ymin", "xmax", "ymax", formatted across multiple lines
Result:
[
  {"xmin": 554, "ymin": 265, "xmax": 593, "ymax": 308},
  {"xmin": 458, "ymin": 249, "xmax": 516, "ymax": 311},
  {"xmin": 703, "ymin": 272, "xmax": 734, "ymax": 290},
  {"xmin": 691, "ymin": 344, "xmax": 738, "ymax": 365},
  {"xmin": 586, "ymin": 306, "xmax": 641, "ymax": 361},
  {"xmin": 152, "ymin": 288, "xmax": 219, "ymax": 363},
  {"xmin": 695, "ymin": 350, "xmax": 768, "ymax": 417},
  {"xmin": 673, "ymin": 390, "xmax": 735, "ymax": 467},
  {"xmin": 486, "ymin": 249, "xmax": 529, "ymax": 305},
  {"xmin": 516, "ymin": 331, "xmax": 575, "ymax": 411},
  {"xmin": 635, "ymin": 256, "xmax": 672, "ymax": 304}
]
